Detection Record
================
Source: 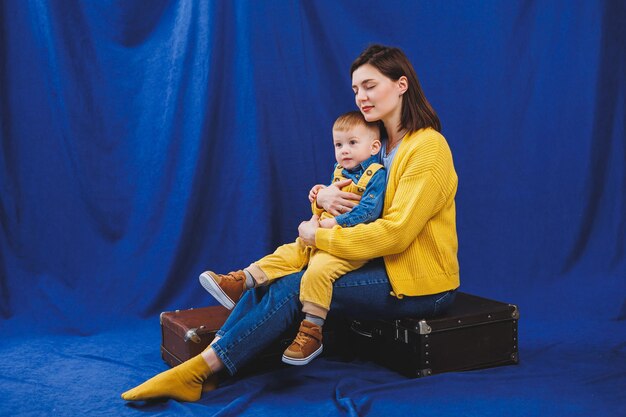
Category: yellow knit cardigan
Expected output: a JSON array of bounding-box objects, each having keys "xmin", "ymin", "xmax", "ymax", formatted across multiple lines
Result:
[{"xmin": 315, "ymin": 127, "xmax": 460, "ymax": 298}]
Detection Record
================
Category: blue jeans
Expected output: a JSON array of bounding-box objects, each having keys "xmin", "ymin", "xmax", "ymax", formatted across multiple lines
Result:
[{"xmin": 211, "ymin": 258, "xmax": 456, "ymax": 375}]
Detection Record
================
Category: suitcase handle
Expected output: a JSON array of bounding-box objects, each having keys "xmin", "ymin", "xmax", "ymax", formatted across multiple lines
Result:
[{"xmin": 350, "ymin": 320, "xmax": 373, "ymax": 338}]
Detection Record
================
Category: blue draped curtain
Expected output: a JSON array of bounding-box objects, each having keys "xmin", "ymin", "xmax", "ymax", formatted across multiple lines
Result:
[{"xmin": 1, "ymin": 0, "xmax": 624, "ymax": 331}]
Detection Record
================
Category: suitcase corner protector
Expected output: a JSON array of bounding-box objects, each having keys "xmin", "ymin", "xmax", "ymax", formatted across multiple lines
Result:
[{"xmin": 509, "ymin": 304, "xmax": 520, "ymax": 319}]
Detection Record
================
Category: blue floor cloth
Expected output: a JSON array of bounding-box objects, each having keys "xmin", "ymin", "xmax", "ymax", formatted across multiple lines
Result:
[{"xmin": 1, "ymin": 316, "xmax": 624, "ymax": 417}]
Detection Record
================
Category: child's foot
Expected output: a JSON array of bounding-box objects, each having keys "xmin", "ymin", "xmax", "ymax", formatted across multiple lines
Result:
[
  {"xmin": 121, "ymin": 355, "xmax": 213, "ymax": 402},
  {"xmin": 282, "ymin": 320, "xmax": 323, "ymax": 366},
  {"xmin": 199, "ymin": 270, "xmax": 246, "ymax": 309}
]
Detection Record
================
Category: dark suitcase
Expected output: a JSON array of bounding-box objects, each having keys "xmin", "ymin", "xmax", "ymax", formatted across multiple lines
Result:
[
  {"xmin": 160, "ymin": 305, "xmax": 349, "ymax": 373},
  {"xmin": 350, "ymin": 292, "xmax": 519, "ymax": 377}
]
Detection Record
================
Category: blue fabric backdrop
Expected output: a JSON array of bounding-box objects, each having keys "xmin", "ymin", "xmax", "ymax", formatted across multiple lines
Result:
[{"xmin": 1, "ymin": 1, "xmax": 625, "ymax": 416}]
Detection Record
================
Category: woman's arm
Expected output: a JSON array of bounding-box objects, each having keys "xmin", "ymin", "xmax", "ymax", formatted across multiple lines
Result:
[
  {"xmin": 316, "ymin": 172, "xmax": 446, "ymax": 260},
  {"xmin": 311, "ymin": 136, "xmax": 457, "ymax": 260}
]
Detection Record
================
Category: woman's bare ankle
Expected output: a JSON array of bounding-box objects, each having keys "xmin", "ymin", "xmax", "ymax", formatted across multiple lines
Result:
[{"xmin": 201, "ymin": 347, "xmax": 224, "ymax": 373}]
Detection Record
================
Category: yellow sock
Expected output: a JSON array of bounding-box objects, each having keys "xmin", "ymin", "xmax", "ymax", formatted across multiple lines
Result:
[
  {"xmin": 202, "ymin": 374, "xmax": 219, "ymax": 392},
  {"xmin": 121, "ymin": 355, "xmax": 213, "ymax": 402}
]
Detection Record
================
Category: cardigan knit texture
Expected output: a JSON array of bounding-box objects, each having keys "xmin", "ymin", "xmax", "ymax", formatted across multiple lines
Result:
[{"xmin": 315, "ymin": 128, "xmax": 460, "ymax": 298}]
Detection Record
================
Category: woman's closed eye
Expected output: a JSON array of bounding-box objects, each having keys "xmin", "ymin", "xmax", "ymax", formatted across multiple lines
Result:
[{"xmin": 353, "ymin": 84, "xmax": 375, "ymax": 95}]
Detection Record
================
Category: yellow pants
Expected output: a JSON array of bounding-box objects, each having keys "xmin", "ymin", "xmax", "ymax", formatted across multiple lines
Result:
[{"xmin": 246, "ymin": 238, "xmax": 367, "ymax": 319}]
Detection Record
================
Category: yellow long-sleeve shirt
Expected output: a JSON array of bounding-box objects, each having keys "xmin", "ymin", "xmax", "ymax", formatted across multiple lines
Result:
[{"xmin": 315, "ymin": 127, "xmax": 460, "ymax": 298}]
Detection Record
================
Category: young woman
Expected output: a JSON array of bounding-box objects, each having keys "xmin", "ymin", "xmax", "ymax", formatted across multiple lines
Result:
[{"xmin": 122, "ymin": 44, "xmax": 460, "ymax": 402}]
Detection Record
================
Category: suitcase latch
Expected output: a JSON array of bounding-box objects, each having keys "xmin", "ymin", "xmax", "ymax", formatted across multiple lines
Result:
[
  {"xmin": 184, "ymin": 328, "xmax": 201, "ymax": 344},
  {"xmin": 417, "ymin": 319, "xmax": 432, "ymax": 335}
]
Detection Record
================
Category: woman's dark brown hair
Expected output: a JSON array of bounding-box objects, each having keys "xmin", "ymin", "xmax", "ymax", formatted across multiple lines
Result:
[{"xmin": 350, "ymin": 44, "xmax": 441, "ymax": 133}]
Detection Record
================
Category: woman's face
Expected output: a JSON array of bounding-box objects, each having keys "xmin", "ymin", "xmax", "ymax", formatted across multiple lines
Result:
[{"xmin": 351, "ymin": 64, "xmax": 406, "ymax": 125}]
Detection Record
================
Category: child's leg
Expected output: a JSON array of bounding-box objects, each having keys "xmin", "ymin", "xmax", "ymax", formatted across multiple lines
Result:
[
  {"xmin": 299, "ymin": 251, "xmax": 367, "ymax": 319},
  {"xmin": 200, "ymin": 238, "xmax": 311, "ymax": 309},
  {"xmin": 282, "ymin": 251, "xmax": 367, "ymax": 366},
  {"xmin": 247, "ymin": 238, "xmax": 312, "ymax": 285}
]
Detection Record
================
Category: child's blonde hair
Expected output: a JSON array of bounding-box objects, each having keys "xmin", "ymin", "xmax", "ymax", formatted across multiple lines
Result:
[{"xmin": 333, "ymin": 111, "xmax": 380, "ymax": 138}]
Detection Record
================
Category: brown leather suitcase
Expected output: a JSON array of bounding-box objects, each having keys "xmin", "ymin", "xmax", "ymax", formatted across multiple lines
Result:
[
  {"xmin": 160, "ymin": 305, "xmax": 350, "ymax": 373},
  {"xmin": 160, "ymin": 306, "xmax": 231, "ymax": 367},
  {"xmin": 349, "ymin": 292, "xmax": 519, "ymax": 377}
]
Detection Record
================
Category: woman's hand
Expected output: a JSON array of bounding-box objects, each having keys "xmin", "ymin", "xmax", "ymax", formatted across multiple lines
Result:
[
  {"xmin": 298, "ymin": 215, "xmax": 320, "ymax": 247},
  {"xmin": 315, "ymin": 179, "xmax": 361, "ymax": 216},
  {"xmin": 308, "ymin": 184, "xmax": 326, "ymax": 203}
]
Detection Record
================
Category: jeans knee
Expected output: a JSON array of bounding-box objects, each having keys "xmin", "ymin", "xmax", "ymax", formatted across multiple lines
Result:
[
  {"xmin": 269, "ymin": 270, "xmax": 302, "ymax": 296},
  {"xmin": 257, "ymin": 271, "xmax": 300, "ymax": 317}
]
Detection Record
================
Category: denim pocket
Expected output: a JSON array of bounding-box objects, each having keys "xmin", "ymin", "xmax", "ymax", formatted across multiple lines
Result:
[{"xmin": 433, "ymin": 290, "xmax": 456, "ymax": 316}]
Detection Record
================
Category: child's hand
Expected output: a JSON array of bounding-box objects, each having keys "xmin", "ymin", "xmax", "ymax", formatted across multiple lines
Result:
[
  {"xmin": 319, "ymin": 218, "xmax": 338, "ymax": 229},
  {"xmin": 308, "ymin": 184, "xmax": 326, "ymax": 203}
]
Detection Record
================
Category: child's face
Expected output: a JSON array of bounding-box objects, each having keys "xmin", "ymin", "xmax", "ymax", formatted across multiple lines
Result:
[{"xmin": 332, "ymin": 124, "xmax": 381, "ymax": 170}]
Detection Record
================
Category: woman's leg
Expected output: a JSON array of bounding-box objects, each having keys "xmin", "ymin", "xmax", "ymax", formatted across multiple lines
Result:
[
  {"xmin": 215, "ymin": 284, "xmax": 272, "ymax": 338},
  {"xmin": 211, "ymin": 258, "xmax": 455, "ymax": 376},
  {"xmin": 328, "ymin": 258, "xmax": 456, "ymax": 319},
  {"xmin": 210, "ymin": 270, "xmax": 304, "ymax": 375},
  {"xmin": 121, "ymin": 284, "xmax": 280, "ymax": 402},
  {"xmin": 207, "ymin": 284, "xmax": 273, "ymax": 359},
  {"xmin": 122, "ymin": 259, "xmax": 456, "ymax": 401}
]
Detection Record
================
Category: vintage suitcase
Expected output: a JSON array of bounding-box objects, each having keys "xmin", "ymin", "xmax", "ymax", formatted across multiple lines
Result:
[
  {"xmin": 160, "ymin": 305, "xmax": 349, "ymax": 373},
  {"xmin": 349, "ymin": 292, "xmax": 519, "ymax": 377},
  {"xmin": 160, "ymin": 306, "xmax": 231, "ymax": 368}
]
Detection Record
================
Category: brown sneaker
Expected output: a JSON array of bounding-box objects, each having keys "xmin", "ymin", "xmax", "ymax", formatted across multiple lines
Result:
[
  {"xmin": 282, "ymin": 320, "xmax": 323, "ymax": 366},
  {"xmin": 199, "ymin": 270, "xmax": 246, "ymax": 309}
]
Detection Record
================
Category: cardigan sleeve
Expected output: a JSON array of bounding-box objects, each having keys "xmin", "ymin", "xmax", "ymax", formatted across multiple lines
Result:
[
  {"xmin": 311, "ymin": 199, "xmax": 325, "ymax": 217},
  {"xmin": 315, "ymin": 172, "xmax": 444, "ymax": 260},
  {"xmin": 315, "ymin": 136, "xmax": 455, "ymax": 261}
]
